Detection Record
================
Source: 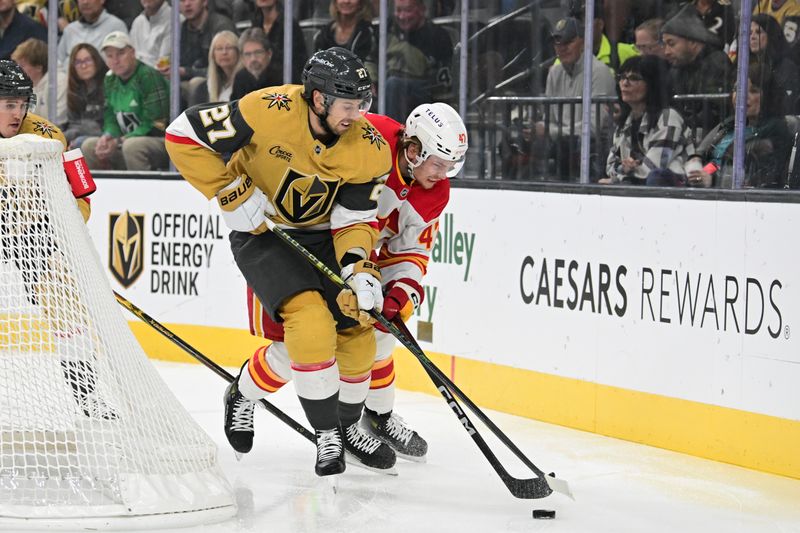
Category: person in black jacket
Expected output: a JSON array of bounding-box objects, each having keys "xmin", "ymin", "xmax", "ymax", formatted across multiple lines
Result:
[
  {"xmin": 661, "ymin": 5, "xmax": 733, "ymax": 137},
  {"xmin": 749, "ymin": 13, "xmax": 799, "ymax": 115},
  {"xmin": 64, "ymin": 43, "xmax": 107, "ymax": 149},
  {"xmin": 249, "ymin": 0, "xmax": 308, "ymax": 83},
  {"xmin": 312, "ymin": 0, "xmax": 376, "ymax": 78},
  {"xmin": 0, "ymin": 0, "xmax": 47, "ymax": 60},
  {"xmin": 231, "ymin": 27, "xmax": 282, "ymax": 100},
  {"xmin": 687, "ymin": 63, "xmax": 791, "ymax": 189}
]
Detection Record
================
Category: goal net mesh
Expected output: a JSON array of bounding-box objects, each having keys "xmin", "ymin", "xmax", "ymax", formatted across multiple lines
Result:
[{"xmin": 0, "ymin": 135, "xmax": 234, "ymax": 526}]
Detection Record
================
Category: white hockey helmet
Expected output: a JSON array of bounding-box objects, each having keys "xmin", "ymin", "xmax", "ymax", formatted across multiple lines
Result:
[{"xmin": 405, "ymin": 102, "xmax": 468, "ymax": 177}]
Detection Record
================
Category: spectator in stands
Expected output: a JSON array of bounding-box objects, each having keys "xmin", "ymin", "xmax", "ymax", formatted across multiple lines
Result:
[
  {"xmin": 687, "ymin": 63, "xmax": 790, "ymax": 188},
  {"xmin": 568, "ymin": 0, "xmax": 639, "ymax": 72},
  {"xmin": 313, "ymin": 0, "xmax": 377, "ymax": 77},
  {"xmin": 601, "ymin": 55, "xmax": 694, "ymax": 186},
  {"xmin": 0, "ymin": 0, "xmax": 48, "ymax": 60},
  {"xmin": 82, "ymin": 31, "xmax": 170, "ymax": 171},
  {"xmin": 753, "ymin": 0, "xmax": 800, "ymax": 35},
  {"xmin": 11, "ymin": 38, "xmax": 67, "ymax": 126},
  {"xmin": 666, "ymin": 1, "xmax": 737, "ymax": 54},
  {"xmin": 661, "ymin": 7, "xmax": 733, "ymax": 137},
  {"xmin": 195, "ymin": 30, "xmax": 242, "ymax": 103},
  {"xmin": 63, "ymin": 43, "xmax": 107, "ymax": 149},
  {"xmin": 159, "ymin": 0, "xmax": 236, "ymax": 107},
  {"xmin": 587, "ymin": 0, "xmax": 682, "ymax": 45},
  {"xmin": 105, "ymin": 0, "xmax": 143, "ymax": 27},
  {"xmin": 130, "ymin": 0, "xmax": 173, "ymax": 69},
  {"xmin": 231, "ymin": 27, "xmax": 281, "ymax": 100},
  {"xmin": 248, "ymin": 0, "xmax": 308, "ymax": 83},
  {"xmin": 785, "ymin": 16, "xmax": 800, "ymax": 62},
  {"xmin": 56, "ymin": 0, "xmax": 127, "ymax": 66},
  {"xmin": 534, "ymin": 17, "xmax": 616, "ymax": 180},
  {"xmin": 233, "ymin": 0, "xmax": 254, "ymax": 23},
  {"xmin": 750, "ymin": 14, "xmax": 799, "ymax": 115},
  {"xmin": 635, "ymin": 19, "xmax": 666, "ymax": 58},
  {"xmin": 385, "ymin": 0, "xmax": 453, "ymax": 122}
]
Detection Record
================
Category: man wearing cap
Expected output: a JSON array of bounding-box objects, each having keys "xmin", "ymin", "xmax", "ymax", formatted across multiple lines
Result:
[
  {"xmin": 535, "ymin": 16, "xmax": 616, "ymax": 180},
  {"xmin": 81, "ymin": 31, "xmax": 170, "ymax": 171},
  {"xmin": 56, "ymin": 0, "xmax": 127, "ymax": 66},
  {"xmin": 661, "ymin": 6, "xmax": 733, "ymax": 136}
]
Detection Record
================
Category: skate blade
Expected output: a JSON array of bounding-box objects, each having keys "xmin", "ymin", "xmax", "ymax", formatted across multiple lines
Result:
[
  {"xmin": 395, "ymin": 451, "xmax": 426, "ymax": 463},
  {"xmin": 326, "ymin": 475, "xmax": 339, "ymax": 495},
  {"xmin": 344, "ymin": 451, "xmax": 398, "ymax": 476}
]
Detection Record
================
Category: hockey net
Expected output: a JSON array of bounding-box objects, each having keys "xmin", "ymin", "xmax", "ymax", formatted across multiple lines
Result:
[{"xmin": 0, "ymin": 135, "xmax": 235, "ymax": 529}]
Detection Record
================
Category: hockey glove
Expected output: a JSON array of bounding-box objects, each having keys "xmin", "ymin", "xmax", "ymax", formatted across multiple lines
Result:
[
  {"xmin": 216, "ymin": 174, "xmax": 275, "ymax": 234},
  {"xmin": 376, "ymin": 278, "xmax": 423, "ymax": 333},
  {"xmin": 336, "ymin": 260, "xmax": 383, "ymax": 327}
]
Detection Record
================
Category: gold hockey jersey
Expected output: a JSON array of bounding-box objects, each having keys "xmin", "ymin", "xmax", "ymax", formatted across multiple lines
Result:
[
  {"xmin": 16, "ymin": 113, "xmax": 91, "ymax": 222},
  {"xmin": 165, "ymin": 84, "xmax": 392, "ymax": 260}
]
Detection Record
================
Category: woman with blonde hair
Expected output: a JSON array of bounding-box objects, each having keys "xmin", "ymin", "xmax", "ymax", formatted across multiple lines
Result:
[
  {"xmin": 194, "ymin": 30, "xmax": 243, "ymax": 104},
  {"xmin": 313, "ymin": 0, "xmax": 376, "ymax": 68}
]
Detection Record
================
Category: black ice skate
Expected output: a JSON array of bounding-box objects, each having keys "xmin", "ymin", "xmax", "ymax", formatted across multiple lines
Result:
[
  {"xmin": 343, "ymin": 421, "xmax": 397, "ymax": 475},
  {"xmin": 315, "ymin": 426, "xmax": 346, "ymax": 476},
  {"xmin": 223, "ymin": 377, "xmax": 255, "ymax": 457},
  {"xmin": 61, "ymin": 360, "xmax": 117, "ymax": 420},
  {"xmin": 361, "ymin": 409, "xmax": 427, "ymax": 463}
]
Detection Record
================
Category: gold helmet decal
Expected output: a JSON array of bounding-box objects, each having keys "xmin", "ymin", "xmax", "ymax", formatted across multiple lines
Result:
[
  {"xmin": 109, "ymin": 211, "xmax": 145, "ymax": 287},
  {"xmin": 274, "ymin": 169, "xmax": 340, "ymax": 224}
]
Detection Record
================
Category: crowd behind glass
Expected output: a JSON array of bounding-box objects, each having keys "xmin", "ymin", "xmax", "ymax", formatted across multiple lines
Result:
[{"xmin": 3, "ymin": 0, "xmax": 798, "ymax": 188}]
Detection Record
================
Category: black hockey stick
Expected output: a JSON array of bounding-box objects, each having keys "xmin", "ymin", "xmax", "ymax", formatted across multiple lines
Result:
[
  {"xmin": 113, "ymin": 291, "xmax": 316, "ymax": 444},
  {"xmin": 263, "ymin": 220, "xmax": 571, "ymax": 500}
]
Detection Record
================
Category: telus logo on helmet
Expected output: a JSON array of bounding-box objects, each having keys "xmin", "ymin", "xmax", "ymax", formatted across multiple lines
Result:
[{"xmin": 425, "ymin": 109, "xmax": 443, "ymax": 127}]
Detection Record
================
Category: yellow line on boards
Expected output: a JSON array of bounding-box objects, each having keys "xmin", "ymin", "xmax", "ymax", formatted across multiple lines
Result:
[{"xmin": 129, "ymin": 322, "xmax": 800, "ymax": 481}]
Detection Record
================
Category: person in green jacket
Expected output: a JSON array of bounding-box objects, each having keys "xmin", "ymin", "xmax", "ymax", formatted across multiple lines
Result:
[{"xmin": 81, "ymin": 31, "xmax": 170, "ymax": 171}]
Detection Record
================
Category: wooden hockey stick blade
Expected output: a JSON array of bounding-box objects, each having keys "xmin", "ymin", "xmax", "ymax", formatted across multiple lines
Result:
[{"xmin": 113, "ymin": 290, "xmax": 315, "ymax": 444}]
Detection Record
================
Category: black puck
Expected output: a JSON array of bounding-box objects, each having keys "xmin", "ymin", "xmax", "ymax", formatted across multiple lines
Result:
[{"xmin": 532, "ymin": 509, "xmax": 556, "ymax": 519}]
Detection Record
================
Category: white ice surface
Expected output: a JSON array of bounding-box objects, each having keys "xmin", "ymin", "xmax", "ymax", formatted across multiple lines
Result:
[{"xmin": 89, "ymin": 362, "xmax": 800, "ymax": 532}]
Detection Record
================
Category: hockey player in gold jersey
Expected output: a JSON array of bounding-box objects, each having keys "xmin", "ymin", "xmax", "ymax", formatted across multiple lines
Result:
[
  {"xmin": 0, "ymin": 59, "xmax": 112, "ymax": 420},
  {"xmin": 165, "ymin": 48, "xmax": 394, "ymax": 476}
]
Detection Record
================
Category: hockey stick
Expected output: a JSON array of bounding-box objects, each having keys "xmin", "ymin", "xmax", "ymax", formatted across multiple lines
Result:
[
  {"xmin": 263, "ymin": 219, "xmax": 571, "ymax": 500},
  {"xmin": 113, "ymin": 291, "xmax": 316, "ymax": 444}
]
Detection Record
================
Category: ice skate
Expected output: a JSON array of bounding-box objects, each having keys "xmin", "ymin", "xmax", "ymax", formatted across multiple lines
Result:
[
  {"xmin": 362, "ymin": 409, "xmax": 427, "ymax": 463},
  {"xmin": 315, "ymin": 426, "xmax": 346, "ymax": 476},
  {"xmin": 223, "ymin": 377, "xmax": 255, "ymax": 456},
  {"xmin": 61, "ymin": 360, "xmax": 117, "ymax": 420},
  {"xmin": 343, "ymin": 420, "xmax": 397, "ymax": 475}
]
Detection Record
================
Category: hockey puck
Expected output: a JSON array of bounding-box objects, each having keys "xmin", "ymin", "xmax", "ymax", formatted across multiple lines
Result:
[{"xmin": 532, "ymin": 509, "xmax": 556, "ymax": 519}]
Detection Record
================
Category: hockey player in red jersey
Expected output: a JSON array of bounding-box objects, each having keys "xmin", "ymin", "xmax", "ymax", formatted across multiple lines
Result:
[{"xmin": 243, "ymin": 102, "xmax": 469, "ymax": 463}]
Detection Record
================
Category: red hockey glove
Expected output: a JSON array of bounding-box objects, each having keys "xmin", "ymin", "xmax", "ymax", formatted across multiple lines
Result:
[{"xmin": 376, "ymin": 279, "xmax": 423, "ymax": 332}]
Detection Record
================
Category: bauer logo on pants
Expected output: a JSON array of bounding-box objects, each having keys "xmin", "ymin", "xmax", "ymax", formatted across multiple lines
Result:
[{"xmin": 109, "ymin": 211, "xmax": 145, "ymax": 288}]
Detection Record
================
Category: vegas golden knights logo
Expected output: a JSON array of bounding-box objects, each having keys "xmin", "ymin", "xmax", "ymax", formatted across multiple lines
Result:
[
  {"xmin": 109, "ymin": 211, "xmax": 144, "ymax": 287},
  {"xmin": 275, "ymin": 169, "xmax": 340, "ymax": 224}
]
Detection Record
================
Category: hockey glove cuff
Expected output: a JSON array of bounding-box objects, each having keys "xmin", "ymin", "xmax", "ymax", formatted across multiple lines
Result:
[
  {"xmin": 376, "ymin": 278, "xmax": 423, "ymax": 332},
  {"xmin": 216, "ymin": 174, "xmax": 275, "ymax": 234},
  {"xmin": 337, "ymin": 260, "xmax": 383, "ymax": 326}
]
